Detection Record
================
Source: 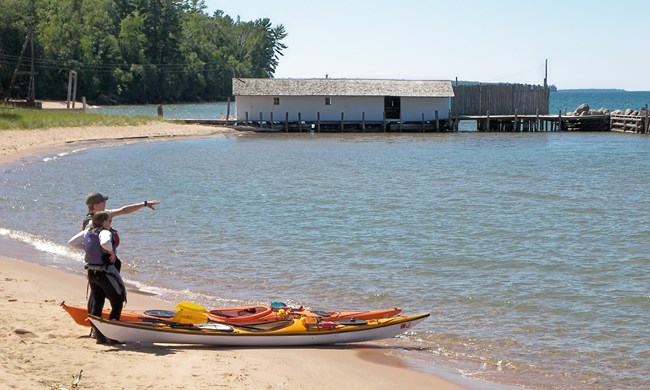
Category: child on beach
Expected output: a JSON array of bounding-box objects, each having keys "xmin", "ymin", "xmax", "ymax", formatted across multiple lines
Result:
[
  {"xmin": 68, "ymin": 212, "xmax": 126, "ymax": 344},
  {"xmin": 80, "ymin": 192, "xmax": 159, "ymax": 321},
  {"xmin": 82, "ymin": 192, "xmax": 160, "ymax": 272}
]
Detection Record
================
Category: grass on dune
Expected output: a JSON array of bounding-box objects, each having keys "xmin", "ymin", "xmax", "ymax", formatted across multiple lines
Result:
[{"xmin": 0, "ymin": 106, "xmax": 158, "ymax": 130}]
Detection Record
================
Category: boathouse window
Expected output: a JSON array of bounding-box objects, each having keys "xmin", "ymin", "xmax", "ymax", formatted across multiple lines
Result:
[
  {"xmin": 273, "ymin": 97, "xmax": 280, "ymax": 105},
  {"xmin": 325, "ymin": 97, "xmax": 332, "ymax": 106}
]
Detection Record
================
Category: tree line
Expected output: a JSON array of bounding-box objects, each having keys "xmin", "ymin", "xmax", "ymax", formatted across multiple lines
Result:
[{"xmin": 0, "ymin": 0, "xmax": 287, "ymax": 104}]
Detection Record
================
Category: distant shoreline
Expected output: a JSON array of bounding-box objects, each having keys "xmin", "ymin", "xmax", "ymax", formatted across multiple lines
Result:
[{"xmin": 555, "ymin": 88, "xmax": 627, "ymax": 92}]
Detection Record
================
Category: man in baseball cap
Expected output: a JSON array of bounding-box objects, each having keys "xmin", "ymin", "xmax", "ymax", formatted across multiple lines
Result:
[
  {"xmin": 82, "ymin": 193, "xmax": 160, "ymax": 230},
  {"xmin": 85, "ymin": 192, "xmax": 109, "ymax": 206},
  {"xmin": 76, "ymin": 191, "xmax": 160, "ymax": 343}
]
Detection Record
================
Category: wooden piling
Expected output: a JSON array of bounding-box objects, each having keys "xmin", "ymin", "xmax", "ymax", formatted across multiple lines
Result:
[
  {"xmin": 514, "ymin": 109, "xmax": 519, "ymax": 132},
  {"xmin": 226, "ymin": 97, "xmax": 230, "ymax": 125},
  {"xmin": 285, "ymin": 112, "xmax": 289, "ymax": 132},
  {"xmin": 435, "ymin": 110, "xmax": 440, "ymax": 131},
  {"xmin": 486, "ymin": 110, "xmax": 490, "ymax": 132}
]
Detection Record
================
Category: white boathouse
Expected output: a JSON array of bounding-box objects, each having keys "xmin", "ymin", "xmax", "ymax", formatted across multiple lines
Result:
[{"xmin": 232, "ymin": 78, "xmax": 454, "ymax": 131}]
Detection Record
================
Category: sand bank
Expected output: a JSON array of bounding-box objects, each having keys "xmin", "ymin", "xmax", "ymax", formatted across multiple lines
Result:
[
  {"xmin": 0, "ymin": 122, "xmax": 239, "ymax": 165},
  {"xmin": 0, "ymin": 256, "xmax": 466, "ymax": 389}
]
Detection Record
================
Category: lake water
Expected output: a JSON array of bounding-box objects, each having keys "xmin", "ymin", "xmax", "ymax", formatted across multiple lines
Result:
[
  {"xmin": 1, "ymin": 91, "xmax": 649, "ymax": 390},
  {"xmin": 88, "ymin": 101, "xmax": 232, "ymax": 120}
]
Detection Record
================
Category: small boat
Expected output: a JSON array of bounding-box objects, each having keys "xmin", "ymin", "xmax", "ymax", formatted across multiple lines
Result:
[
  {"xmin": 88, "ymin": 313, "xmax": 430, "ymax": 346},
  {"xmin": 61, "ymin": 301, "xmax": 402, "ymax": 327}
]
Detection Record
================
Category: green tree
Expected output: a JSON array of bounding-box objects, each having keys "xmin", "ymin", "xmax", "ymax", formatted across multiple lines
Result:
[
  {"xmin": 77, "ymin": 0, "xmax": 121, "ymax": 99},
  {"xmin": 0, "ymin": 0, "xmax": 31, "ymax": 98},
  {"xmin": 137, "ymin": 0, "xmax": 184, "ymax": 101},
  {"xmin": 0, "ymin": 0, "xmax": 287, "ymax": 104},
  {"xmin": 36, "ymin": 0, "xmax": 84, "ymax": 98},
  {"xmin": 114, "ymin": 0, "xmax": 138, "ymax": 20},
  {"xmin": 178, "ymin": 3, "xmax": 235, "ymax": 100},
  {"xmin": 248, "ymin": 18, "xmax": 287, "ymax": 78},
  {"xmin": 228, "ymin": 17, "xmax": 287, "ymax": 79},
  {"xmin": 116, "ymin": 11, "xmax": 148, "ymax": 102}
]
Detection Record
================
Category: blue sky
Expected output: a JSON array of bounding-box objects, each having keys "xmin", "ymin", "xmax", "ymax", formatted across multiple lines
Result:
[{"xmin": 204, "ymin": 0, "xmax": 650, "ymax": 91}]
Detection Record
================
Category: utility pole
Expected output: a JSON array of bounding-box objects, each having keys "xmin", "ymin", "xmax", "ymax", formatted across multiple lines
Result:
[
  {"xmin": 544, "ymin": 59, "xmax": 548, "ymax": 90},
  {"xmin": 5, "ymin": 0, "xmax": 36, "ymax": 105},
  {"xmin": 5, "ymin": 27, "xmax": 31, "ymax": 102},
  {"xmin": 27, "ymin": 23, "xmax": 36, "ymax": 103}
]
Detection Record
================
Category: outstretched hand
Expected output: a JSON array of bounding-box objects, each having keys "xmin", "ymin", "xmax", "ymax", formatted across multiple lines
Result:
[{"xmin": 145, "ymin": 200, "xmax": 161, "ymax": 210}]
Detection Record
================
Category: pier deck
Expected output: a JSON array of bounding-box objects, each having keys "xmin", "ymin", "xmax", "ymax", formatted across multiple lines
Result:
[
  {"xmin": 455, "ymin": 113, "xmax": 610, "ymax": 132},
  {"xmin": 172, "ymin": 109, "xmax": 648, "ymax": 134}
]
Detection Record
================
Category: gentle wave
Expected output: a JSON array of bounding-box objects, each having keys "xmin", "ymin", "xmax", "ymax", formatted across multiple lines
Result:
[
  {"xmin": 0, "ymin": 228, "xmax": 83, "ymax": 263},
  {"xmin": 41, "ymin": 148, "xmax": 87, "ymax": 163}
]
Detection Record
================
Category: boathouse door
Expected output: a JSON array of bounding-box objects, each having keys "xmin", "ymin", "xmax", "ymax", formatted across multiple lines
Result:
[{"xmin": 384, "ymin": 96, "xmax": 401, "ymax": 120}]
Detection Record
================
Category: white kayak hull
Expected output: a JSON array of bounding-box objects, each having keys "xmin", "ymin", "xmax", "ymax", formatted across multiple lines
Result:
[{"xmin": 88, "ymin": 313, "xmax": 429, "ymax": 346}]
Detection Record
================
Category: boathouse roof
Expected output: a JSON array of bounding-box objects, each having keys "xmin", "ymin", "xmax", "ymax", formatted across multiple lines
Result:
[{"xmin": 232, "ymin": 78, "xmax": 454, "ymax": 98}]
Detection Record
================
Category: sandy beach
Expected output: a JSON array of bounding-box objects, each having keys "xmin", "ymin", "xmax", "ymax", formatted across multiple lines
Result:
[
  {"xmin": 0, "ymin": 122, "xmax": 469, "ymax": 389},
  {"xmin": 0, "ymin": 121, "xmax": 238, "ymax": 165}
]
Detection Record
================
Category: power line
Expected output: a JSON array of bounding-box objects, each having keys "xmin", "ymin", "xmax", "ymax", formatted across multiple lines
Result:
[
  {"xmin": 0, "ymin": 53, "xmax": 227, "ymax": 72},
  {"xmin": 1, "ymin": 60, "xmax": 226, "ymax": 76}
]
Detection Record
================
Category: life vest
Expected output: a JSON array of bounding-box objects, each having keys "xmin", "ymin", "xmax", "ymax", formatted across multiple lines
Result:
[
  {"xmin": 84, "ymin": 228, "xmax": 105, "ymax": 266},
  {"xmin": 82, "ymin": 213, "xmax": 120, "ymax": 248},
  {"xmin": 82, "ymin": 214, "xmax": 92, "ymax": 230},
  {"xmin": 84, "ymin": 227, "xmax": 117, "ymax": 265},
  {"xmin": 110, "ymin": 228, "xmax": 120, "ymax": 248}
]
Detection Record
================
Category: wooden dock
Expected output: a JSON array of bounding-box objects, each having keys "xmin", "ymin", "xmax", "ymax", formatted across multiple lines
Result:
[
  {"xmin": 174, "ymin": 111, "xmax": 649, "ymax": 134},
  {"xmin": 453, "ymin": 112, "xmax": 610, "ymax": 132},
  {"xmin": 175, "ymin": 117, "xmax": 452, "ymax": 133},
  {"xmin": 610, "ymin": 111, "xmax": 649, "ymax": 133},
  {"xmin": 173, "ymin": 100, "xmax": 648, "ymax": 134}
]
